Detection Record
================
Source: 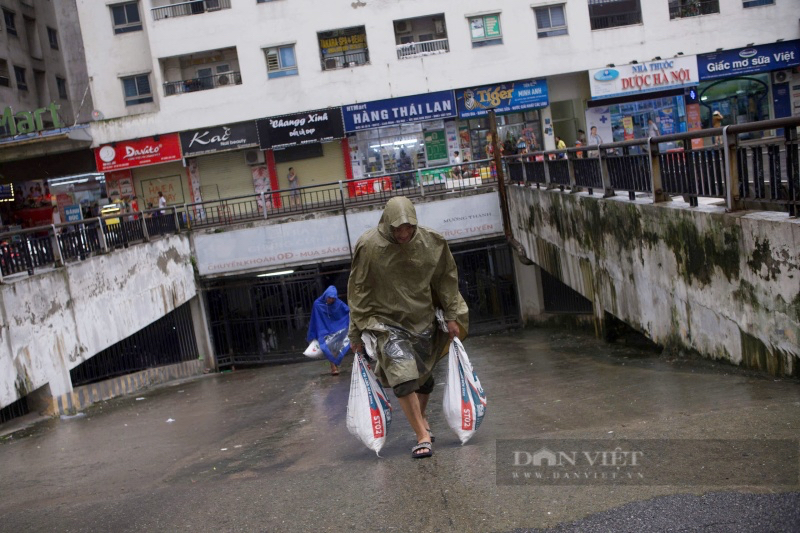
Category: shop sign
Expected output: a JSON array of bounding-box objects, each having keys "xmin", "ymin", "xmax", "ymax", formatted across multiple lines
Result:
[
  {"xmin": 94, "ymin": 134, "xmax": 182, "ymax": 172},
  {"xmin": 342, "ymin": 90, "xmax": 457, "ymax": 132},
  {"xmin": 0, "ymin": 102, "xmax": 64, "ymax": 137},
  {"xmin": 454, "ymin": 79, "xmax": 549, "ymax": 119},
  {"xmin": 256, "ymin": 108, "xmax": 344, "ymax": 150},
  {"xmin": 589, "ymin": 56, "xmax": 700, "ymax": 99},
  {"xmin": 64, "ymin": 205, "xmax": 82, "ymax": 222},
  {"xmin": 319, "ymin": 30, "xmax": 367, "ymax": 54},
  {"xmin": 697, "ymin": 40, "xmax": 800, "ymax": 81},
  {"xmin": 425, "ymin": 130, "xmax": 448, "ymax": 162},
  {"xmin": 180, "ymin": 121, "xmax": 259, "ymax": 157}
]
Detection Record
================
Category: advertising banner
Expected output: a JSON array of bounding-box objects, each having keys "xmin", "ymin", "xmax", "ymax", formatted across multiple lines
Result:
[
  {"xmin": 455, "ymin": 79, "xmax": 549, "ymax": 119},
  {"xmin": 341, "ymin": 90, "xmax": 456, "ymax": 132},
  {"xmin": 94, "ymin": 134, "xmax": 182, "ymax": 172},
  {"xmin": 64, "ymin": 205, "xmax": 83, "ymax": 222},
  {"xmin": 105, "ymin": 170, "xmax": 134, "ymax": 199},
  {"xmin": 589, "ymin": 56, "xmax": 699, "ymax": 99},
  {"xmin": 697, "ymin": 40, "xmax": 800, "ymax": 81},
  {"xmin": 257, "ymin": 108, "xmax": 344, "ymax": 149},
  {"xmin": 180, "ymin": 121, "xmax": 259, "ymax": 157}
]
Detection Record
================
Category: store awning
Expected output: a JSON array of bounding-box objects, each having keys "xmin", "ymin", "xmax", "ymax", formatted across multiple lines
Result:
[{"xmin": 0, "ymin": 127, "xmax": 96, "ymax": 182}]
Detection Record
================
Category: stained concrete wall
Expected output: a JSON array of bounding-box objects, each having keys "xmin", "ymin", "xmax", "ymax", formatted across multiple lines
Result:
[
  {"xmin": 508, "ymin": 187, "xmax": 800, "ymax": 377},
  {"xmin": 0, "ymin": 235, "xmax": 196, "ymax": 409}
]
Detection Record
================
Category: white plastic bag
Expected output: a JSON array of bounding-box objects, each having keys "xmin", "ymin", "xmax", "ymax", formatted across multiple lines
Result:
[
  {"xmin": 346, "ymin": 352, "xmax": 393, "ymax": 456},
  {"xmin": 443, "ymin": 337, "xmax": 487, "ymax": 445},
  {"xmin": 303, "ymin": 339, "xmax": 322, "ymax": 358}
]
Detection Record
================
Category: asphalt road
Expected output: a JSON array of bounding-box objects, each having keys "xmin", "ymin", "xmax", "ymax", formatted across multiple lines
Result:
[{"xmin": 1, "ymin": 328, "xmax": 798, "ymax": 532}]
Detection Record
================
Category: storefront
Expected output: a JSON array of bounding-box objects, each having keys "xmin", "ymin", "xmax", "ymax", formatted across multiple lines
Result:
[
  {"xmin": 697, "ymin": 40, "xmax": 800, "ymax": 138},
  {"xmin": 256, "ymin": 108, "xmax": 346, "ymax": 200},
  {"xmin": 587, "ymin": 56, "xmax": 701, "ymax": 149},
  {"xmin": 180, "ymin": 120, "xmax": 266, "ymax": 205},
  {"xmin": 453, "ymin": 78, "xmax": 548, "ymax": 159},
  {"xmin": 341, "ymin": 90, "xmax": 458, "ymax": 188},
  {"xmin": 94, "ymin": 134, "xmax": 184, "ymax": 211}
]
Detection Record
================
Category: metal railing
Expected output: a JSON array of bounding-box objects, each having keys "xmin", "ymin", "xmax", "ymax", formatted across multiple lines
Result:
[
  {"xmin": 503, "ymin": 116, "xmax": 800, "ymax": 214},
  {"xmin": 668, "ymin": 0, "xmax": 720, "ymax": 19},
  {"xmin": 322, "ymin": 51, "xmax": 369, "ymax": 70},
  {"xmin": 164, "ymin": 70, "xmax": 241, "ymax": 96},
  {"xmin": 396, "ymin": 38, "xmax": 450, "ymax": 60},
  {"xmin": 2, "ymin": 117, "xmax": 796, "ymax": 282},
  {"xmin": 180, "ymin": 158, "xmax": 498, "ymax": 229},
  {"xmin": 0, "ymin": 207, "xmax": 180, "ymax": 283},
  {"xmin": 151, "ymin": 0, "xmax": 231, "ymax": 21}
]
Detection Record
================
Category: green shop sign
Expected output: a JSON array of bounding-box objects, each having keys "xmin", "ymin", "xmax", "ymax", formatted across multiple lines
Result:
[
  {"xmin": 0, "ymin": 102, "xmax": 64, "ymax": 136},
  {"xmin": 424, "ymin": 129, "xmax": 448, "ymax": 162}
]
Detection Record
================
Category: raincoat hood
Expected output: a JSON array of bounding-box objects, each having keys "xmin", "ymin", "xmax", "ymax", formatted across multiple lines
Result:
[{"xmin": 378, "ymin": 197, "xmax": 418, "ymax": 243}]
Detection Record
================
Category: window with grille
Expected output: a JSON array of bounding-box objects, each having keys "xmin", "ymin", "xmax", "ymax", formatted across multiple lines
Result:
[
  {"xmin": 535, "ymin": 5, "xmax": 568, "ymax": 37},
  {"xmin": 318, "ymin": 26, "xmax": 369, "ymax": 70},
  {"xmin": 121, "ymin": 74, "xmax": 153, "ymax": 105},
  {"xmin": 56, "ymin": 76, "xmax": 68, "ymax": 99},
  {"xmin": 468, "ymin": 14, "xmax": 502, "ymax": 47},
  {"xmin": 265, "ymin": 45, "xmax": 298, "ymax": 79},
  {"xmin": 743, "ymin": 0, "xmax": 773, "ymax": 6},
  {"xmin": 111, "ymin": 2, "xmax": 142, "ymax": 34},
  {"xmin": 588, "ymin": 0, "xmax": 642, "ymax": 30},
  {"xmin": 47, "ymin": 27, "xmax": 59, "ymax": 49},
  {"xmin": 668, "ymin": 0, "xmax": 719, "ymax": 19},
  {"xmin": 0, "ymin": 59, "xmax": 9, "ymax": 87},
  {"xmin": 14, "ymin": 66, "xmax": 27, "ymax": 91},
  {"xmin": 3, "ymin": 9, "xmax": 16, "ymax": 36}
]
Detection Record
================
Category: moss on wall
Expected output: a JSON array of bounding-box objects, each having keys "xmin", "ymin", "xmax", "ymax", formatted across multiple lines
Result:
[{"xmin": 663, "ymin": 216, "xmax": 741, "ymax": 286}]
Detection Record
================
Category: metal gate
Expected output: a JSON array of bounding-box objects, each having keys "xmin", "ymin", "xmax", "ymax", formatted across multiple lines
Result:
[
  {"xmin": 452, "ymin": 240, "xmax": 521, "ymax": 335},
  {"xmin": 205, "ymin": 239, "xmax": 521, "ymax": 367}
]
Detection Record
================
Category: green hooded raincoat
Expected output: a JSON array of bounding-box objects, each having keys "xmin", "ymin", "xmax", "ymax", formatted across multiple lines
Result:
[{"xmin": 347, "ymin": 197, "xmax": 469, "ymax": 389}]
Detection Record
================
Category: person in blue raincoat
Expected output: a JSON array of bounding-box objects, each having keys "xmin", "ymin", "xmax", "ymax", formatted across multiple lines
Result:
[{"xmin": 307, "ymin": 285, "xmax": 351, "ymax": 375}]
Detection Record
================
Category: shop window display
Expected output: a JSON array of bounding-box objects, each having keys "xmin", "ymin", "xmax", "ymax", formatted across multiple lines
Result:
[
  {"xmin": 607, "ymin": 95, "xmax": 686, "ymax": 152},
  {"xmin": 467, "ymin": 111, "xmax": 543, "ymax": 159},
  {"xmin": 350, "ymin": 123, "xmax": 427, "ymax": 188},
  {"xmin": 698, "ymin": 75, "xmax": 770, "ymax": 140}
]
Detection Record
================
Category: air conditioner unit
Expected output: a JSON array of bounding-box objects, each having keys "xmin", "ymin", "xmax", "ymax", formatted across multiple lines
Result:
[
  {"xmin": 244, "ymin": 149, "xmax": 265, "ymax": 165},
  {"xmin": 394, "ymin": 20, "xmax": 411, "ymax": 33},
  {"xmin": 217, "ymin": 71, "xmax": 233, "ymax": 85},
  {"xmin": 324, "ymin": 58, "xmax": 338, "ymax": 70},
  {"xmin": 771, "ymin": 70, "xmax": 791, "ymax": 84}
]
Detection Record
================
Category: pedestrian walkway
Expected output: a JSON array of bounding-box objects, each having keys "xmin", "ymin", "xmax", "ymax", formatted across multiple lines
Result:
[{"xmin": 0, "ymin": 328, "xmax": 798, "ymax": 532}]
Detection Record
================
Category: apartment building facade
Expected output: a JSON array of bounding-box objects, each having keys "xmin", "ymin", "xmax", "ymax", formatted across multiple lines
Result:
[{"xmin": 64, "ymin": 0, "xmax": 798, "ymax": 213}]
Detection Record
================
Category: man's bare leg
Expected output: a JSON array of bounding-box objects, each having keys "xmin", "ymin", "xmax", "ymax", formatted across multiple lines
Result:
[
  {"xmin": 397, "ymin": 393, "xmax": 430, "ymax": 452},
  {"xmin": 418, "ymin": 392, "xmax": 431, "ymax": 435}
]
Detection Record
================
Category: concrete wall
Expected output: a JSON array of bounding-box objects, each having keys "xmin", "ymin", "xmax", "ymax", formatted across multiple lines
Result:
[
  {"xmin": 74, "ymin": 0, "xmax": 800, "ymax": 144},
  {"xmin": 508, "ymin": 187, "xmax": 800, "ymax": 377},
  {"xmin": 0, "ymin": 235, "xmax": 196, "ymax": 409}
]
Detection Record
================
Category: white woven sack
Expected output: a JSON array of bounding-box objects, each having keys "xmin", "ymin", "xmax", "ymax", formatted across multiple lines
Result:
[
  {"xmin": 443, "ymin": 337, "xmax": 487, "ymax": 445},
  {"xmin": 346, "ymin": 352, "xmax": 393, "ymax": 456}
]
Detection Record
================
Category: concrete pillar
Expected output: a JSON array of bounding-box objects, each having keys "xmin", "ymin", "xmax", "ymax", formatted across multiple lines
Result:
[
  {"xmin": 189, "ymin": 294, "xmax": 217, "ymax": 371},
  {"xmin": 513, "ymin": 255, "xmax": 545, "ymax": 326}
]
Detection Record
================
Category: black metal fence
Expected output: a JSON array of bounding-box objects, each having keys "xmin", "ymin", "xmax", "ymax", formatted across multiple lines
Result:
[
  {"xmin": 0, "ymin": 208, "xmax": 180, "ymax": 282},
  {"xmin": 69, "ymin": 302, "xmax": 199, "ymax": 386},
  {"xmin": 0, "ymin": 395, "xmax": 29, "ymax": 425},
  {"xmin": 164, "ymin": 70, "xmax": 241, "ymax": 96}
]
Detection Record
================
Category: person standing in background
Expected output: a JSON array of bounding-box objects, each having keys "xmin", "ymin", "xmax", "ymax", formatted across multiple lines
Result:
[
  {"xmin": 287, "ymin": 167, "xmax": 300, "ymax": 207},
  {"xmin": 158, "ymin": 191, "xmax": 167, "ymax": 214}
]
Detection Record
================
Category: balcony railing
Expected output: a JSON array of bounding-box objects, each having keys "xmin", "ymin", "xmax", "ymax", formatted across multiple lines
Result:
[
  {"xmin": 668, "ymin": 0, "xmax": 720, "ymax": 19},
  {"xmin": 322, "ymin": 51, "xmax": 369, "ymax": 70},
  {"xmin": 396, "ymin": 38, "xmax": 450, "ymax": 60},
  {"xmin": 163, "ymin": 71, "xmax": 241, "ymax": 96},
  {"xmin": 152, "ymin": 0, "xmax": 231, "ymax": 21}
]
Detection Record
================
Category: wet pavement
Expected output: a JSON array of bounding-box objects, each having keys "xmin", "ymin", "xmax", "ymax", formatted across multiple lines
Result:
[{"xmin": 1, "ymin": 328, "xmax": 799, "ymax": 532}]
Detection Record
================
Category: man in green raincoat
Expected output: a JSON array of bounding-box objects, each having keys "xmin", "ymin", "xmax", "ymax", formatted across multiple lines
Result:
[{"xmin": 348, "ymin": 197, "xmax": 469, "ymax": 459}]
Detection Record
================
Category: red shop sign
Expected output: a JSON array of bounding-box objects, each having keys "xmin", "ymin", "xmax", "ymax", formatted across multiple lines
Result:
[{"xmin": 94, "ymin": 134, "xmax": 182, "ymax": 172}]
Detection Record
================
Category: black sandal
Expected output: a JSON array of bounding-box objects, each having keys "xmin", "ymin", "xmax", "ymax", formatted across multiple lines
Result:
[{"xmin": 411, "ymin": 441, "xmax": 433, "ymax": 459}]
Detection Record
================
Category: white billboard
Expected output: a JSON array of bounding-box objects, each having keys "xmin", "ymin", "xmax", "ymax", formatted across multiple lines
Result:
[{"xmin": 589, "ymin": 56, "xmax": 699, "ymax": 100}]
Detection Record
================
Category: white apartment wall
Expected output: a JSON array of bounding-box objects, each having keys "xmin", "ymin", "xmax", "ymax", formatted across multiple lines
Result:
[{"xmin": 77, "ymin": 0, "xmax": 800, "ymax": 145}]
